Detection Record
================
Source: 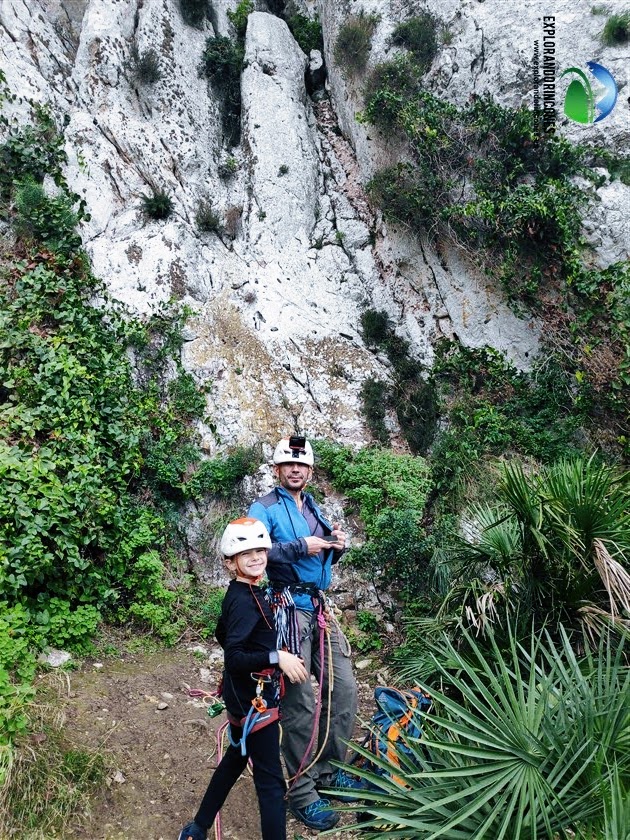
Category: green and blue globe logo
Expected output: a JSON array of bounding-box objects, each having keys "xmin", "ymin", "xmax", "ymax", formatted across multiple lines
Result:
[{"xmin": 562, "ymin": 61, "xmax": 618, "ymax": 123}]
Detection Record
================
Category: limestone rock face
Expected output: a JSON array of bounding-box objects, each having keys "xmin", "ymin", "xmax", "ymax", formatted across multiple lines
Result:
[
  {"xmin": 1, "ymin": 0, "xmax": 627, "ymax": 449},
  {"xmin": 321, "ymin": 0, "xmax": 629, "ymax": 366}
]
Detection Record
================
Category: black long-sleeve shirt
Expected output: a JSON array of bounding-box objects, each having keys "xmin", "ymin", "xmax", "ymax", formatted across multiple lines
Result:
[{"xmin": 215, "ymin": 580, "xmax": 279, "ymax": 718}]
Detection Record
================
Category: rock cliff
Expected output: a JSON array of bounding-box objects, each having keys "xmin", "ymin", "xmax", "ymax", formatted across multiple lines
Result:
[{"xmin": 1, "ymin": 0, "xmax": 627, "ymax": 449}]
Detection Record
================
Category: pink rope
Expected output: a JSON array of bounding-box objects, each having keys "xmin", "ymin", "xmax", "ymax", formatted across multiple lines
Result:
[
  {"xmin": 286, "ymin": 609, "xmax": 327, "ymax": 794},
  {"xmin": 212, "ymin": 720, "xmax": 229, "ymax": 840}
]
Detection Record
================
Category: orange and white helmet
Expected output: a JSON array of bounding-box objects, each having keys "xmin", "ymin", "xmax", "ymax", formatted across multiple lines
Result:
[
  {"xmin": 220, "ymin": 517, "xmax": 271, "ymax": 557},
  {"xmin": 272, "ymin": 435, "xmax": 314, "ymax": 467}
]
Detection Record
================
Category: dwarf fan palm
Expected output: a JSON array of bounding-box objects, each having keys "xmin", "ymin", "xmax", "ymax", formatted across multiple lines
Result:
[
  {"xmin": 337, "ymin": 628, "xmax": 629, "ymax": 839},
  {"xmin": 429, "ymin": 456, "xmax": 629, "ymax": 641}
]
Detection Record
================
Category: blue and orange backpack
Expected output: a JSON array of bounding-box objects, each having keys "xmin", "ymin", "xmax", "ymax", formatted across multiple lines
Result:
[{"xmin": 351, "ymin": 685, "xmax": 432, "ymax": 787}]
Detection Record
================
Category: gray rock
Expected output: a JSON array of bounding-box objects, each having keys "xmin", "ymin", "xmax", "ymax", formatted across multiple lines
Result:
[{"xmin": 37, "ymin": 649, "xmax": 72, "ymax": 668}]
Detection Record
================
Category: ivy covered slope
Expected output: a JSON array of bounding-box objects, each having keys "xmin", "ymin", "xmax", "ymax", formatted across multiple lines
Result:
[{"xmin": 0, "ymin": 74, "xmax": 256, "ymax": 751}]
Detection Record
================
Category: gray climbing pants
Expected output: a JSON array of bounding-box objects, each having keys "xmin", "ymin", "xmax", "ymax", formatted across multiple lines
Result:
[{"xmin": 282, "ymin": 608, "xmax": 358, "ymax": 808}]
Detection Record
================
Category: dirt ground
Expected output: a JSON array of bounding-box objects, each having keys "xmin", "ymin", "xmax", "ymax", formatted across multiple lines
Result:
[{"xmin": 60, "ymin": 630, "xmax": 373, "ymax": 840}]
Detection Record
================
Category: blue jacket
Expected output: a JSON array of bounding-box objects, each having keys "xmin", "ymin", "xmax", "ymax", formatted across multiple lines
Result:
[{"xmin": 248, "ymin": 486, "xmax": 342, "ymax": 611}]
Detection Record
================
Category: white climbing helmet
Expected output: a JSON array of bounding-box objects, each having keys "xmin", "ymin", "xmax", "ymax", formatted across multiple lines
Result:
[
  {"xmin": 272, "ymin": 435, "xmax": 314, "ymax": 467},
  {"xmin": 220, "ymin": 517, "xmax": 272, "ymax": 557}
]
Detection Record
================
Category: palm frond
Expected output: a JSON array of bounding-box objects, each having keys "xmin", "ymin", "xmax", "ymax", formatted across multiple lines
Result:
[
  {"xmin": 341, "ymin": 626, "xmax": 629, "ymax": 839},
  {"xmin": 593, "ymin": 538, "xmax": 630, "ymax": 618}
]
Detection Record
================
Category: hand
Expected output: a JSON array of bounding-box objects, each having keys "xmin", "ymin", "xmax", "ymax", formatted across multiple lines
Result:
[
  {"xmin": 277, "ymin": 651, "xmax": 308, "ymax": 683},
  {"xmin": 328, "ymin": 522, "xmax": 347, "ymax": 550},
  {"xmin": 304, "ymin": 536, "xmax": 336, "ymax": 555}
]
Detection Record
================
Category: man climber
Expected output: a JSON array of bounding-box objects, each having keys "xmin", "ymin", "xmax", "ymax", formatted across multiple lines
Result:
[{"xmin": 248, "ymin": 435, "xmax": 362, "ymax": 831}]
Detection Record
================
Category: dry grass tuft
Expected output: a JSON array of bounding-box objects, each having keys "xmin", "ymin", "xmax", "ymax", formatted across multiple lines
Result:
[{"xmin": 0, "ymin": 674, "xmax": 109, "ymax": 838}]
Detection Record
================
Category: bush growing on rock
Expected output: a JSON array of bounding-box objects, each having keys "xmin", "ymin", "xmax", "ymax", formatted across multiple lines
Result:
[
  {"xmin": 141, "ymin": 188, "xmax": 173, "ymax": 220},
  {"xmin": 14, "ymin": 179, "xmax": 81, "ymax": 254},
  {"xmin": 390, "ymin": 13, "xmax": 438, "ymax": 74},
  {"xmin": 601, "ymin": 11, "xmax": 630, "ymax": 44},
  {"xmin": 218, "ymin": 156, "xmax": 239, "ymax": 179},
  {"xmin": 195, "ymin": 199, "xmax": 221, "ymax": 232},
  {"xmin": 125, "ymin": 45, "xmax": 162, "ymax": 85},
  {"xmin": 200, "ymin": 35, "xmax": 244, "ymax": 144},
  {"xmin": 360, "ymin": 378, "xmax": 390, "ymax": 446},
  {"xmin": 223, "ymin": 204, "xmax": 242, "ymax": 239},
  {"xmin": 178, "ymin": 0, "xmax": 208, "ymax": 28},
  {"xmin": 334, "ymin": 12, "xmax": 379, "ymax": 77},
  {"xmin": 287, "ymin": 13, "xmax": 324, "ymax": 55},
  {"xmin": 227, "ymin": 0, "xmax": 254, "ymax": 39}
]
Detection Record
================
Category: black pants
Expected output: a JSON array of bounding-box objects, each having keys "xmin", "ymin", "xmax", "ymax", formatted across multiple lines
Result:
[{"xmin": 195, "ymin": 720, "xmax": 286, "ymax": 840}]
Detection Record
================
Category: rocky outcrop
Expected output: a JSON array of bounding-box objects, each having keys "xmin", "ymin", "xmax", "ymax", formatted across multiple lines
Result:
[
  {"xmin": 321, "ymin": 0, "xmax": 629, "ymax": 366},
  {"xmin": 1, "ymin": 0, "xmax": 627, "ymax": 449}
]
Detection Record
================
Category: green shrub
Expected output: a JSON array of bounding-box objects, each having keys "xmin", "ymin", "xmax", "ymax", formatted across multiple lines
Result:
[
  {"xmin": 287, "ymin": 13, "xmax": 324, "ymax": 54},
  {"xmin": 0, "ymin": 105, "xmax": 66, "ymax": 198},
  {"xmin": 195, "ymin": 199, "xmax": 221, "ymax": 232},
  {"xmin": 315, "ymin": 440, "xmax": 433, "ymax": 600},
  {"xmin": 390, "ymin": 13, "xmax": 438, "ymax": 73},
  {"xmin": 218, "ymin": 156, "xmax": 239, "ymax": 178},
  {"xmin": 168, "ymin": 371, "xmax": 207, "ymax": 419},
  {"xmin": 125, "ymin": 45, "xmax": 162, "ymax": 84},
  {"xmin": 394, "ymin": 378, "xmax": 437, "ymax": 454},
  {"xmin": 199, "ymin": 588, "xmax": 225, "ymax": 634},
  {"xmin": 314, "ymin": 442, "xmax": 430, "ymax": 533},
  {"xmin": 0, "ymin": 246, "xmax": 205, "ymax": 644},
  {"xmin": 227, "ymin": 0, "xmax": 254, "ymax": 38},
  {"xmin": 13, "ymin": 179, "xmax": 81, "ymax": 254},
  {"xmin": 200, "ymin": 35, "xmax": 245, "ymax": 144},
  {"xmin": 334, "ymin": 12, "xmax": 379, "ymax": 77},
  {"xmin": 349, "ymin": 610, "xmax": 383, "ymax": 652},
  {"xmin": 186, "ymin": 446, "xmax": 260, "ymax": 500},
  {"xmin": 178, "ymin": 0, "xmax": 208, "ymax": 27},
  {"xmin": 361, "ymin": 57, "xmax": 424, "ymax": 129},
  {"xmin": 602, "ymin": 11, "xmax": 630, "ymax": 44},
  {"xmin": 368, "ymin": 162, "xmax": 440, "ymax": 228},
  {"xmin": 360, "ymin": 309, "xmax": 392, "ymax": 347},
  {"xmin": 141, "ymin": 188, "xmax": 173, "ymax": 220},
  {"xmin": 359, "ymin": 309, "xmax": 436, "ymax": 453},
  {"xmin": 201, "ymin": 35, "xmax": 244, "ymax": 78},
  {"xmin": 36, "ymin": 599, "xmax": 101, "ymax": 654},
  {"xmin": 360, "ymin": 378, "xmax": 390, "ymax": 445},
  {"xmin": 428, "ymin": 341, "xmax": 583, "ymax": 497},
  {"xmin": 351, "ymin": 508, "xmax": 433, "ymax": 599}
]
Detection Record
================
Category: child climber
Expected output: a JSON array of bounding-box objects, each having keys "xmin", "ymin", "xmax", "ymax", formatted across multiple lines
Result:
[{"xmin": 178, "ymin": 517, "xmax": 308, "ymax": 840}]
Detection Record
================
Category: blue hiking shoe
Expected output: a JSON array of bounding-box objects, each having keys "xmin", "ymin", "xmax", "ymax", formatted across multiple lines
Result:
[
  {"xmin": 289, "ymin": 797, "xmax": 340, "ymax": 831},
  {"xmin": 326, "ymin": 768, "xmax": 368, "ymax": 802},
  {"xmin": 177, "ymin": 821, "xmax": 207, "ymax": 840}
]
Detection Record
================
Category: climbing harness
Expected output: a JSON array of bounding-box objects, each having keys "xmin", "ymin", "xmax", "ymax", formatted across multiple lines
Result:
[{"xmin": 226, "ymin": 672, "xmax": 281, "ymax": 755}]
